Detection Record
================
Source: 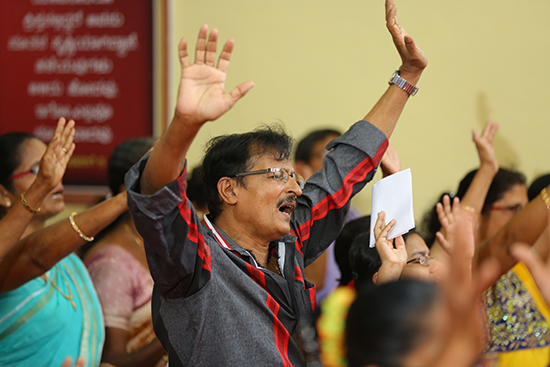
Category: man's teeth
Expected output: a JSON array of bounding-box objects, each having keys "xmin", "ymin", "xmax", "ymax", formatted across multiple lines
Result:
[{"xmin": 51, "ymin": 193, "xmax": 61, "ymax": 199}]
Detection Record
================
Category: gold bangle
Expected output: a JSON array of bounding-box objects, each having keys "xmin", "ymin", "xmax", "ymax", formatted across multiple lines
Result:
[
  {"xmin": 68, "ymin": 212, "xmax": 94, "ymax": 242},
  {"xmin": 541, "ymin": 188, "xmax": 550, "ymax": 210},
  {"xmin": 459, "ymin": 205, "xmax": 479, "ymax": 214},
  {"xmin": 20, "ymin": 192, "xmax": 40, "ymax": 214}
]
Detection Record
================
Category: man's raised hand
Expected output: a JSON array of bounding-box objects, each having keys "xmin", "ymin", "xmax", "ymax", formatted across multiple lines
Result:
[
  {"xmin": 175, "ymin": 24, "xmax": 254, "ymax": 126},
  {"xmin": 385, "ymin": 0, "xmax": 427, "ymax": 77}
]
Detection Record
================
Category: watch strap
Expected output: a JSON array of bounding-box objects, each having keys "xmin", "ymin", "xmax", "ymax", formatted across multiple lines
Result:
[{"xmin": 389, "ymin": 70, "xmax": 418, "ymax": 96}]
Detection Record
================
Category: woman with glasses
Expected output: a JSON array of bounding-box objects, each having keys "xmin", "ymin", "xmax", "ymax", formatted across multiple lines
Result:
[
  {"xmin": 422, "ymin": 121, "xmax": 549, "ymax": 367},
  {"xmin": 0, "ymin": 118, "xmax": 128, "ymax": 367}
]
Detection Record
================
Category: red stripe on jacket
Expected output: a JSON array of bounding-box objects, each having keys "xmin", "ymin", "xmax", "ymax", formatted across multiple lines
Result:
[
  {"xmin": 295, "ymin": 140, "xmax": 388, "ymax": 256},
  {"xmin": 246, "ymin": 263, "xmax": 292, "ymax": 367},
  {"xmin": 178, "ymin": 170, "xmax": 211, "ymax": 272}
]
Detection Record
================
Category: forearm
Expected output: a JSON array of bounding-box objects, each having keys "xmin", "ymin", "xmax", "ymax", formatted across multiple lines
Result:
[
  {"xmin": 0, "ymin": 193, "xmax": 127, "ymax": 292},
  {"xmin": 363, "ymin": 69, "xmax": 423, "ymax": 139},
  {"xmin": 141, "ymin": 114, "xmax": 201, "ymax": 195},
  {"xmin": 477, "ymin": 185, "xmax": 550, "ymax": 275},
  {"xmin": 0, "ymin": 178, "xmax": 53, "ymax": 262},
  {"xmin": 461, "ymin": 163, "xmax": 498, "ymax": 213}
]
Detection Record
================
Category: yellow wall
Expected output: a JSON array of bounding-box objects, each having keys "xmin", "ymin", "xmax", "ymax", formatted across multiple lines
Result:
[{"xmin": 165, "ymin": 0, "xmax": 550, "ymax": 225}]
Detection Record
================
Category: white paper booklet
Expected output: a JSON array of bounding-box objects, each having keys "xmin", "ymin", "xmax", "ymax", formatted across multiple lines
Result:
[{"xmin": 369, "ymin": 168, "xmax": 415, "ymax": 247}]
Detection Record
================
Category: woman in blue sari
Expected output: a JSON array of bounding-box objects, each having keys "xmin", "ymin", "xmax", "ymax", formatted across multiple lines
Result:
[{"xmin": 0, "ymin": 118, "xmax": 127, "ymax": 367}]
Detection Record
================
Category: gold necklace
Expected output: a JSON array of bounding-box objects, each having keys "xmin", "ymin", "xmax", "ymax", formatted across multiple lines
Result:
[
  {"xmin": 43, "ymin": 265, "xmax": 76, "ymax": 310},
  {"xmin": 123, "ymin": 223, "xmax": 143, "ymax": 246},
  {"xmin": 268, "ymin": 255, "xmax": 282, "ymax": 276}
]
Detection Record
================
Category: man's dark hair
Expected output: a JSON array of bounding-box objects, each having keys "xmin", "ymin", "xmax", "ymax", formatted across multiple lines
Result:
[
  {"xmin": 187, "ymin": 165, "xmax": 207, "ymax": 210},
  {"xmin": 334, "ymin": 215, "xmax": 371, "ymax": 286},
  {"xmin": 421, "ymin": 168, "xmax": 526, "ymax": 247},
  {"xmin": 202, "ymin": 124, "xmax": 293, "ymax": 221},
  {"xmin": 108, "ymin": 137, "xmax": 156, "ymax": 195},
  {"xmin": 346, "ymin": 280, "xmax": 438, "ymax": 367},
  {"xmin": 294, "ymin": 129, "xmax": 341, "ymax": 163}
]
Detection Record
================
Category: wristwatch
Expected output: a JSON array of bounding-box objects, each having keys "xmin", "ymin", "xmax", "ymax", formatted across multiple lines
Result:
[{"xmin": 388, "ymin": 70, "xmax": 418, "ymax": 96}]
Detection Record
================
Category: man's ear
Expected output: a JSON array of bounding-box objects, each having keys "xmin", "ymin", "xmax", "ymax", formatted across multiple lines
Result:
[
  {"xmin": 294, "ymin": 161, "xmax": 313, "ymax": 181},
  {"xmin": 0, "ymin": 184, "xmax": 14, "ymax": 210},
  {"xmin": 372, "ymin": 272, "xmax": 379, "ymax": 285},
  {"xmin": 217, "ymin": 177, "xmax": 238, "ymax": 206}
]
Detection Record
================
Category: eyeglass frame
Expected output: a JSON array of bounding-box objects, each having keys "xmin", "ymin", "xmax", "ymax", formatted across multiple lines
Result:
[
  {"xmin": 483, "ymin": 204, "xmax": 525, "ymax": 214},
  {"xmin": 4, "ymin": 165, "xmax": 40, "ymax": 182},
  {"xmin": 231, "ymin": 167, "xmax": 306, "ymax": 190},
  {"xmin": 406, "ymin": 254, "xmax": 430, "ymax": 267}
]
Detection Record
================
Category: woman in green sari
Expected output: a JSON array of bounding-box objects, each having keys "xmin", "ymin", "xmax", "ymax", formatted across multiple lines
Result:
[{"xmin": 0, "ymin": 118, "xmax": 127, "ymax": 367}]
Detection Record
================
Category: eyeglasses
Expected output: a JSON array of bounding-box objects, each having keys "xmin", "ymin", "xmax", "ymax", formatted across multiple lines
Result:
[
  {"xmin": 4, "ymin": 166, "xmax": 39, "ymax": 182},
  {"xmin": 483, "ymin": 204, "xmax": 525, "ymax": 214},
  {"xmin": 232, "ymin": 167, "xmax": 305, "ymax": 190},
  {"xmin": 406, "ymin": 254, "xmax": 430, "ymax": 267}
]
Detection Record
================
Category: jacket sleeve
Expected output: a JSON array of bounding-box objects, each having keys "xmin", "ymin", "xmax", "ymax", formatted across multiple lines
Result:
[
  {"xmin": 291, "ymin": 120, "xmax": 388, "ymax": 266},
  {"xmin": 125, "ymin": 156, "xmax": 211, "ymax": 299}
]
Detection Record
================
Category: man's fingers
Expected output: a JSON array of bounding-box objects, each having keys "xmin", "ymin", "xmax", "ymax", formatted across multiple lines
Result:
[
  {"xmin": 178, "ymin": 38, "xmax": 190, "ymax": 68},
  {"xmin": 385, "ymin": 0, "xmax": 395, "ymax": 22},
  {"xmin": 226, "ymin": 81, "xmax": 255, "ymax": 107},
  {"xmin": 217, "ymin": 39, "xmax": 234, "ymax": 73},
  {"xmin": 195, "ymin": 24, "xmax": 208, "ymax": 65},
  {"xmin": 205, "ymin": 28, "xmax": 218, "ymax": 67}
]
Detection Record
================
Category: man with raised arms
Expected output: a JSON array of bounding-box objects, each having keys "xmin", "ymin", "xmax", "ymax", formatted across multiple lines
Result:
[{"xmin": 125, "ymin": 1, "xmax": 427, "ymax": 366}]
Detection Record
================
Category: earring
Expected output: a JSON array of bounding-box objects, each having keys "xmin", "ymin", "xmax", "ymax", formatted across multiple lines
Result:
[{"xmin": 6, "ymin": 200, "xmax": 11, "ymax": 208}]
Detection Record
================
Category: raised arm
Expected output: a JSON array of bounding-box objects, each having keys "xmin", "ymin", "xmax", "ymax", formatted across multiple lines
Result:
[
  {"xmin": 459, "ymin": 120, "xmax": 499, "ymax": 214},
  {"xmin": 511, "ymin": 210, "xmax": 550, "ymax": 306},
  {"xmin": 0, "ymin": 191, "xmax": 128, "ymax": 292},
  {"xmin": 431, "ymin": 120, "xmax": 499, "ymax": 259},
  {"xmin": 380, "ymin": 141, "xmax": 401, "ymax": 178},
  {"xmin": 141, "ymin": 25, "xmax": 254, "ymax": 195},
  {"xmin": 477, "ymin": 185, "xmax": 550, "ymax": 278},
  {"xmin": 363, "ymin": 0, "xmax": 428, "ymax": 138},
  {"xmin": 0, "ymin": 117, "xmax": 75, "ymax": 263}
]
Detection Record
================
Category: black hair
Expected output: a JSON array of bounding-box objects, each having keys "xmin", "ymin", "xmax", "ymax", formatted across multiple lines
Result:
[
  {"xmin": 334, "ymin": 215, "xmax": 371, "ymax": 286},
  {"xmin": 346, "ymin": 279, "xmax": 439, "ymax": 367},
  {"xmin": 421, "ymin": 168, "xmax": 526, "ymax": 247},
  {"xmin": 79, "ymin": 137, "xmax": 155, "ymax": 257},
  {"xmin": 187, "ymin": 165, "xmax": 207, "ymax": 211},
  {"xmin": 348, "ymin": 231, "xmax": 381, "ymax": 288},
  {"xmin": 294, "ymin": 129, "xmax": 341, "ymax": 163},
  {"xmin": 202, "ymin": 124, "xmax": 294, "ymax": 222},
  {"xmin": 528, "ymin": 173, "xmax": 550, "ymax": 202},
  {"xmin": 0, "ymin": 132, "xmax": 37, "ymax": 190},
  {"xmin": 0, "ymin": 132, "xmax": 38, "ymax": 219},
  {"xmin": 108, "ymin": 137, "xmax": 156, "ymax": 195}
]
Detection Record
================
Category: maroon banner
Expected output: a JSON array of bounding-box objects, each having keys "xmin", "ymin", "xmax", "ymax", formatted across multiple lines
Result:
[{"xmin": 0, "ymin": 0, "xmax": 153, "ymax": 185}]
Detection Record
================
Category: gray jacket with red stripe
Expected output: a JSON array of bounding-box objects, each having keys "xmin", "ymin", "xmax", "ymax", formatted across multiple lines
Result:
[{"xmin": 126, "ymin": 120, "xmax": 387, "ymax": 367}]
